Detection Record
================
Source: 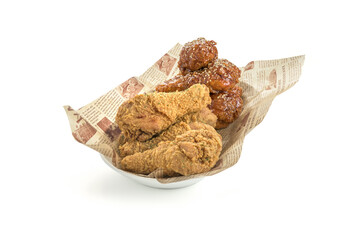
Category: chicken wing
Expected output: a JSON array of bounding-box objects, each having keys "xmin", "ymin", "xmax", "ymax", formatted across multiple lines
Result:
[
  {"xmin": 115, "ymin": 84, "xmax": 211, "ymax": 141},
  {"xmin": 119, "ymin": 127, "xmax": 222, "ymax": 176},
  {"xmin": 156, "ymin": 59, "xmax": 241, "ymax": 93},
  {"xmin": 178, "ymin": 38, "xmax": 218, "ymax": 74},
  {"xmin": 209, "ymin": 85, "xmax": 243, "ymax": 129},
  {"xmin": 119, "ymin": 108, "xmax": 217, "ymax": 158}
]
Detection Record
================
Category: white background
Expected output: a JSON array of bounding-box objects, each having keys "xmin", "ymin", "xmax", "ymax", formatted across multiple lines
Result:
[{"xmin": 1, "ymin": 0, "xmax": 359, "ymax": 239}]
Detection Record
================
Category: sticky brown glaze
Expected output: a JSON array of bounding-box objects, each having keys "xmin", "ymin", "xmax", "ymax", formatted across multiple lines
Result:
[
  {"xmin": 178, "ymin": 38, "xmax": 218, "ymax": 74},
  {"xmin": 156, "ymin": 59, "xmax": 241, "ymax": 93},
  {"xmin": 209, "ymin": 85, "xmax": 243, "ymax": 129},
  {"xmin": 206, "ymin": 58, "xmax": 241, "ymax": 92}
]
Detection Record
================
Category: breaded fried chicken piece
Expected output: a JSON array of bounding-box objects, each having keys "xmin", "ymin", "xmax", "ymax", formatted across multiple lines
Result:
[
  {"xmin": 115, "ymin": 84, "xmax": 211, "ymax": 141},
  {"xmin": 119, "ymin": 121, "xmax": 191, "ymax": 159},
  {"xmin": 188, "ymin": 121, "xmax": 217, "ymax": 132},
  {"xmin": 178, "ymin": 38, "xmax": 218, "ymax": 74},
  {"xmin": 209, "ymin": 85, "xmax": 243, "ymax": 129},
  {"xmin": 156, "ymin": 59, "xmax": 241, "ymax": 93},
  {"xmin": 119, "ymin": 108, "xmax": 217, "ymax": 158},
  {"xmin": 165, "ymin": 128, "xmax": 222, "ymax": 176},
  {"xmin": 119, "ymin": 127, "xmax": 222, "ymax": 176},
  {"xmin": 179, "ymin": 107, "xmax": 217, "ymax": 127}
]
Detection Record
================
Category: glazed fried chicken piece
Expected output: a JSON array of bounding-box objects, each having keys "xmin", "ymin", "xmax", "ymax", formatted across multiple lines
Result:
[
  {"xmin": 156, "ymin": 58, "xmax": 243, "ymax": 129},
  {"xmin": 115, "ymin": 84, "xmax": 211, "ymax": 141},
  {"xmin": 206, "ymin": 59, "xmax": 241, "ymax": 92},
  {"xmin": 178, "ymin": 38, "xmax": 218, "ymax": 74},
  {"xmin": 119, "ymin": 108, "xmax": 217, "ymax": 158},
  {"xmin": 119, "ymin": 126, "xmax": 222, "ymax": 176},
  {"xmin": 209, "ymin": 85, "xmax": 243, "ymax": 129},
  {"xmin": 156, "ymin": 59, "xmax": 241, "ymax": 93}
]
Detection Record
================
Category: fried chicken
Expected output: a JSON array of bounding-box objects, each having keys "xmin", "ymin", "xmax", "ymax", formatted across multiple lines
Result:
[
  {"xmin": 119, "ymin": 121, "xmax": 191, "ymax": 159},
  {"xmin": 206, "ymin": 58, "xmax": 241, "ymax": 92},
  {"xmin": 156, "ymin": 59, "xmax": 241, "ymax": 93},
  {"xmin": 178, "ymin": 38, "xmax": 218, "ymax": 74},
  {"xmin": 209, "ymin": 85, "xmax": 244, "ymax": 129},
  {"xmin": 119, "ymin": 108, "xmax": 217, "ymax": 158},
  {"xmin": 156, "ymin": 58, "xmax": 242, "ymax": 129},
  {"xmin": 179, "ymin": 107, "xmax": 217, "ymax": 127},
  {"xmin": 115, "ymin": 84, "xmax": 211, "ymax": 141},
  {"xmin": 119, "ymin": 126, "xmax": 222, "ymax": 176}
]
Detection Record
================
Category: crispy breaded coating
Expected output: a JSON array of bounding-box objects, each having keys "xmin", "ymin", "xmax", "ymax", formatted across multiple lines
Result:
[
  {"xmin": 178, "ymin": 38, "xmax": 218, "ymax": 74},
  {"xmin": 209, "ymin": 85, "xmax": 244, "ymax": 129},
  {"xmin": 179, "ymin": 107, "xmax": 217, "ymax": 127},
  {"xmin": 115, "ymin": 84, "xmax": 211, "ymax": 141},
  {"xmin": 156, "ymin": 59, "xmax": 241, "ymax": 93},
  {"xmin": 119, "ymin": 108, "xmax": 217, "ymax": 158},
  {"xmin": 119, "ymin": 121, "xmax": 191, "ymax": 159},
  {"xmin": 188, "ymin": 121, "xmax": 217, "ymax": 132},
  {"xmin": 119, "ymin": 127, "xmax": 222, "ymax": 176}
]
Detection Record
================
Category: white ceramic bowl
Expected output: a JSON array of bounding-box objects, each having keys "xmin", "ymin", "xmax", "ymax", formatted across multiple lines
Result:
[{"xmin": 100, "ymin": 154, "xmax": 203, "ymax": 189}]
